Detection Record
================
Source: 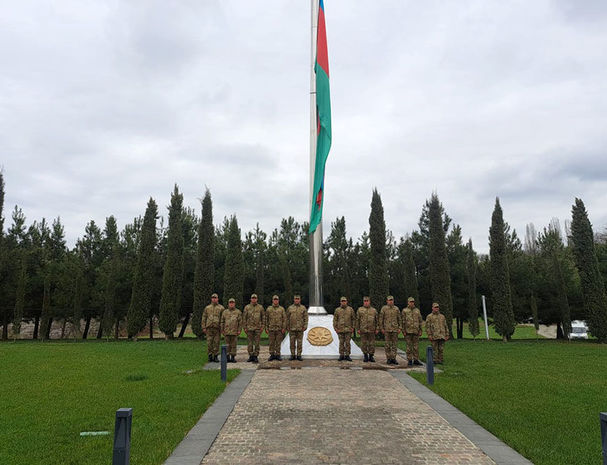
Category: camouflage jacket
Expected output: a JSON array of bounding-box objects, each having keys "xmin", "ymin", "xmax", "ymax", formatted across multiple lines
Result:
[
  {"xmin": 201, "ymin": 303, "xmax": 224, "ymax": 330},
  {"xmin": 221, "ymin": 308, "xmax": 242, "ymax": 335},
  {"xmin": 379, "ymin": 305, "xmax": 401, "ymax": 332},
  {"xmin": 286, "ymin": 304, "xmax": 308, "ymax": 331},
  {"xmin": 356, "ymin": 306, "xmax": 378, "ymax": 333},
  {"xmin": 265, "ymin": 305, "xmax": 286, "ymax": 331},
  {"xmin": 243, "ymin": 303, "xmax": 265, "ymax": 331},
  {"xmin": 333, "ymin": 306, "xmax": 355, "ymax": 333},
  {"xmin": 402, "ymin": 307, "xmax": 423, "ymax": 334},
  {"xmin": 425, "ymin": 312, "xmax": 449, "ymax": 340}
]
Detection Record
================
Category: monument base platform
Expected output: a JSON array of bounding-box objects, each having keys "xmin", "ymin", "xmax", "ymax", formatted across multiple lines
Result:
[{"xmin": 280, "ymin": 313, "xmax": 364, "ymax": 360}]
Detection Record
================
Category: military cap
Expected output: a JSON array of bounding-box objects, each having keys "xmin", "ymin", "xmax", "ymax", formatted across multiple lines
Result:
[
  {"xmin": 387, "ymin": 295, "xmax": 394, "ymax": 301},
  {"xmin": 294, "ymin": 294, "xmax": 301, "ymax": 299},
  {"xmin": 251, "ymin": 293, "xmax": 258, "ymax": 298},
  {"xmin": 211, "ymin": 293, "xmax": 218, "ymax": 298},
  {"xmin": 432, "ymin": 302, "xmax": 440, "ymax": 308},
  {"xmin": 272, "ymin": 294, "xmax": 279, "ymax": 300},
  {"xmin": 407, "ymin": 297, "xmax": 415, "ymax": 302},
  {"xmin": 340, "ymin": 296, "xmax": 347, "ymax": 301},
  {"xmin": 363, "ymin": 296, "xmax": 370, "ymax": 300},
  {"xmin": 228, "ymin": 297, "xmax": 235, "ymax": 303}
]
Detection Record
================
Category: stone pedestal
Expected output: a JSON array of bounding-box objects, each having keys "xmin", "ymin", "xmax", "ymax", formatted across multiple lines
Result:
[{"xmin": 280, "ymin": 312, "xmax": 363, "ymax": 359}]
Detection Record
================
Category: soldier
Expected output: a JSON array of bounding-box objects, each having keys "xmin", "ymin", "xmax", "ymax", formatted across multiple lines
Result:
[
  {"xmin": 402, "ymin": 297, "xmax": 424, "ymax": 366},
  {"xmin": 220, "ymin": 298, "xmax": 242, "ymax": 363},
  {"xmin": 379, "ymin": 295, "xmax": 401, "ymax": 365},
  {"xmin": 356, "ymin": 296, "xmax": 378, "ymax": 362},
  {"xmin": 201, "ymin": 293, "xmax": 224, "ymax": 362},
  {"xmin": 265, "ymin": 295, "xmax": 286, "ymax": 361},
  {"xmin": 243, "ymin": 293, "xmax": 264, "ymax": 363},
  {"xmin": 286, "ymin": 294, "xmax": 308, "ymax": 361},
  {"xmin": 425, "ymin": 302, "xmax": 449, "ymax": 364},
  {"xmin": 333, "ymin": 297, "xmax": 355, "ymax": 361}
]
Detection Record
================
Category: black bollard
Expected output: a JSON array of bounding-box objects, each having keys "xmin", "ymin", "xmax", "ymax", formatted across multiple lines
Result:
[
  {"xmin": 601, "ymin": 412, "xmax": 607, "ymax": 465},
  {"xmin": 113, "ymin": 408, "xmax": 132, "ymax": 465},
  {"xmin": 426, "ymin": 345, "xmax": 434, "ymax": 386},
  {"xmin": 221, "ymin": 345, "xmax": 227, "ymax": 383}
]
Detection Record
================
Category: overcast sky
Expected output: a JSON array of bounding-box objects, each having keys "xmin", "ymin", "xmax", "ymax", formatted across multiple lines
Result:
[{"xmin": 2, "ymin": 0, "xmax": 607, "ymax": 253}]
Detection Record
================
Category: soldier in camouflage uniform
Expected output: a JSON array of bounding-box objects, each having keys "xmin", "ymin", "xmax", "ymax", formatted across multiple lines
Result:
[
  {"xmin": 379, "ymin": 295, "xmax": 401, "ymax": 365},
  {"xmin": 286, "ymin": 294, "xmax": 308, "ymax": 361},
  {"xmin": 201, "ymin": 293, "xmax": 224, "ymax": 362},
  {"xmin": 425, "ymin": 302, "xmax": 449, "ymax": 364},
  {"xmin": 333, "ymin": 297, "xmax": 355, "ymax": 361},
  {"xmin": 402, "ymin": 297, "xmax": 424, "ymax": 366},
  {"xmin": 356, "ymin": 296, "xmax": 378, "ymax": 362},
  {"xmin": 243, "ymin": 293, "xmax": 264, "ymax": 363},
  {"xmin": 265, "ymin": 295, "xmax": 286, "ymax": 361},
  {"xmin": 220, "ymin": 298, "xmax": 242, "ymax": 363}
]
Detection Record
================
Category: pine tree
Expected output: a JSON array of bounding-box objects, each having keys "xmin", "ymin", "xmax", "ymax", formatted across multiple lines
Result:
[
  {"xmin": 466, "ymin": 239, "xmax": 479, "ymax": 337},
  {"xmin": 159, "ymin": 185, "xmax": 184, "ymax": 338},
  {"xmin": 428, "ymin": 193, "xmax": 453, "ymax": 335},
  {"xmin": 127, "ymin": 198, "xmax": 158, "ymax": 339},
  {"xmin": 570, "ymin": 198, "xmax": 607, "ymax": 342},
  {"xmin": 489, "ymin": 198, "xmax": 515, "ymax": 340},
  {"xmin": 368, "ymin": 189, "xmax": 389, "ymax": 309},
  {"xmin": 192, "ymin": 189, "xmax": 214, "ymax": 338},
  {"xmin": 223, "ymin": 215, "xmax": 244, "ymax": 309}
]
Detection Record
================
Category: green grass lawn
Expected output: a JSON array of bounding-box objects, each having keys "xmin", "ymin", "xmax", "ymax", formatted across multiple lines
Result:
[
  {"xmin": 0, "ymin": 340, "xmax": 238, "ymax": 465},
  {"xmin": 401, "ymin": 338, "xmax": 606, "ymax": 465}
]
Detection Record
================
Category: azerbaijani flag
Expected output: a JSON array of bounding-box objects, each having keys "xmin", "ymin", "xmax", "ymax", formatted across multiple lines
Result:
[{"xmin": 309, "ymin": 0, "xmax": 332, "ymax": 234}]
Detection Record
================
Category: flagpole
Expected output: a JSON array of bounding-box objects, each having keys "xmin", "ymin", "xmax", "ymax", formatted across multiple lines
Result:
[{"xmin": 309, "ymin": 0, "xmax": 325, "ymax": 314}]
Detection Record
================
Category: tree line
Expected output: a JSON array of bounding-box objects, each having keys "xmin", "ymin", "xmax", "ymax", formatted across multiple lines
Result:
[{"xmin": 1, "ymin": 172, "xmax": 606, "ymax": 342}]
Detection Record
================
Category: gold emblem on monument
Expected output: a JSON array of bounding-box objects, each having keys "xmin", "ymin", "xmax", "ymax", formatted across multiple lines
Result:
[{"xmin": 307, "ymin": 327, "xmax": 333, "ymax": 346}]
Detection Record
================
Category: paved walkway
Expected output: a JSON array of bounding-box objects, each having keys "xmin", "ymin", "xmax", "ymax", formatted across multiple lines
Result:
[{"xmin": 199, "ymin": 368, "xmax": 497, "ymax": 465}]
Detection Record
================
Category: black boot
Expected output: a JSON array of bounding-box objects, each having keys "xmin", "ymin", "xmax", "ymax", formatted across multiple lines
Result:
[
  {"xmin": 363, "ymin": 354, "xmax": 369, "ymax": 362},
  {"xmin": 213, "ymin": 355, "xmax": 219, "ymax": 362},
  {"xmin": 268, "ymin": 354, "xmax": 275, "ymax": 361},
  {"xmin": 414, "ymin": 359, "xmax": 422, "ymax": 366},
  {"xmin": 252, "ymin": 355, "xmax": 258, "ymax": 364},
  {"xmin": 297, "ymin": 355, "xmax": 303, "ymax": 361},
  {"xmin": 247, "ymin": 355, "xmax": 253, "ymax": 362},
  {"xmin": 408, "ymin": 360, "xmax": 413, "ymax": 367},
  {"xmin": 276, "ymin": 355, "xmax": 282, "ymax": 361},
  {"xmin": 339, "ymin": 355, "xmax": 344, "ymax": 361},
  {"xmin": 369, "ymin": 355, "xmax": 375, "ymax": 362},
  {"xmin": 290, "ymin": 355, "xmax": 296, "ymax": 361},
  {"xmin": 345, "ymin": 356, "xmax": 352, "ymax": 361},
  {"xmin": 208, "ymin": 354, "xmax": 213, "ymax": 362}
]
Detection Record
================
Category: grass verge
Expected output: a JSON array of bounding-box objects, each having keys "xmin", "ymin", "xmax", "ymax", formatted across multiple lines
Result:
[
  {"xmin": 401, "ymin": 339, "xmax": 606, "ymax": 465},
  {"xmin": 0, "ymin": 340, "xmax": 238, "ymax": 465}
]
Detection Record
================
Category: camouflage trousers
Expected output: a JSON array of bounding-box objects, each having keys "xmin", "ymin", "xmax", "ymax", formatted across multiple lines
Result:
[
  {"xmin": 206, "ymin": 327, "xmax": 221, "ymax": 356},
  {"xmin": 246, "ymin": 329, "xmax": 261, "ymax": 356},
  {"xmin": 360, "ymin": 332, "xmax": 376, "ymax": 355},
  {"xmin": 224, "ymin": 334, "xmax": 238, "ymax": 357},
  {"xmin": 384, "ymin": 331, "xmax": 399, "ymax": 359},
  {"xmin": 431, "ymin": 339, "xmax": 445, "ymax": 363},
  {"xmin": 405, "ymin": 334, "xmax": 420, "ymax": 361},
  {"xmin": 268, "ymin": 330, "xmax": 283, "ymax": 356},
  {"xmin": 338, "ymin": 332, "xmax": 352, "ymax": 356},
  {"xmin": 289, "ymin": 330, "xmax": 304, "ymax": 356}
]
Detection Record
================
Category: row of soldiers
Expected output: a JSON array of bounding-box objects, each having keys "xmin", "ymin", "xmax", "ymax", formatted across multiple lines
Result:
[
  {"xmin": 201, "ymin": 292, "xmax": 450, "ymax": 365},
  {"xmin": 335, "ymin": 295, "xmax": 450, "ymax": 365}
]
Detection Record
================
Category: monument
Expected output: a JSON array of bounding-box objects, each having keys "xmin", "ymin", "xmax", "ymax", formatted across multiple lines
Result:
[{"xmin": 281, "ymin": 0, "xmax": 363, "ymax": 359}]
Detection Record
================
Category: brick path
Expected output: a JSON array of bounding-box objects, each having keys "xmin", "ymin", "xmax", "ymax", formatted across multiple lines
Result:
[{"xmin": 200, "ymin": 368, "xmax": 496, "ymax": 465}]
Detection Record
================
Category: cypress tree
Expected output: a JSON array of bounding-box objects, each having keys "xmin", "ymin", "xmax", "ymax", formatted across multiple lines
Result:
[
  {"xmin": 127, "ymin": 198, "xmax": 158, "ymax": 339},
  {"xmin": 530, "ymin": 293, "xmax": 539, "ymax": 338},
  {"xmin": 192, "ymin": 189, "xmax": 214, "ymax": 338},
  {"xmin": 466, "ymin": 239, "xmax": 479, "ymax": 337},
  {"xmin": 159, "ymin": 185, "xmax": 185, "ymax": 338},
  {"xmin": 253, "ymin": 224, "xmax": 266, "ymax": 305},
  {"xmin": 223, "ymin": 215, "xmax": 244, "ymax": 309},
  {"xmin": 12, "ymin": 251, "xmax": 27, "ymax": 338},
  {"xmin": 39, "ymin": 274, "xmax": 52, "ymax": 340},
  {"xmin": 428, "ymin": 193, "xmax": 453, "ymax": 335},
  {"xmin": 402, "ymin": 239, "xmax": 419, "ymax": 304},
  {"xmin": 101, "ymin": 216, "xmax": 119, "ymax": 338},
  {"xmin": 570, "ymin": 198, "xmax": 607, "ymax": 342},
  {"xmin": 489, "ymin": 198, "xmax": 515, "ymax": 340},
  {"xmin": 368, "ymin": 189, "xmax": 389, "ymax": 309}
]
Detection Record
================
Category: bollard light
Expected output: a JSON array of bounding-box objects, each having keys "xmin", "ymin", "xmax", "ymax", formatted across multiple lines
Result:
[
  {"xmin": 221, "ymin": 345, "xmax": 227, "ymax": 383},
  {"xmin": 600, "ymin": 412, "xmax": 607, "ymax": 465},
  {"xmin": 113, "ymin": 408, "xmax": 132, "ymax": 465},
  {"xmin": 426, "ymin": 345, "xmax": 434, "ymax": 386}
]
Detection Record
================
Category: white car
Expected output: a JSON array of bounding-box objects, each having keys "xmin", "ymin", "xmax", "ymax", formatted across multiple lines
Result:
[{"xmin": 569, "ymin": 320, "xmax": 588, "ymax": 340}]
